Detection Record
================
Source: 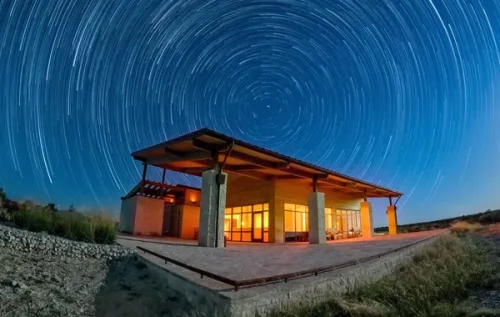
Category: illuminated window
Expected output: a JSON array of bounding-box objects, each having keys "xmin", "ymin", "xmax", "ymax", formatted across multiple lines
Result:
[
  {"xmin": 334, "ymin": 209, "xmax": 361, "ymax": 240},
  {"xmin": 242, "ymin": 213, "xmax": 252, "ymax": 230},
  {"xmin": 223, "ymin": 203, "xmax": 270, "ymax": 242},
  {"xmin": 284, "ymin": 203, "xmax": 309, "ymax": 242},
  {"xmin": 325, "ymin": 208, "xmax": 334, "ymax": 230},
  {"xmin": 224, "ymin": 215, "xmax": 231, "ymax": 231},
  {"xmin": 253, "ymin": 204, "xmax": 263, "ymax": 212}
]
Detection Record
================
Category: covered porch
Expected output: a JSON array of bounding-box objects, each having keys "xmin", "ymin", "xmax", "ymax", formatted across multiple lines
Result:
[{"xmin": 126, "ymin": 128, "xmax": 403, "ymax": 247}]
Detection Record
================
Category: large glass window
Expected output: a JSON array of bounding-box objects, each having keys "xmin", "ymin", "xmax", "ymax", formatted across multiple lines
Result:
[
  {"xmin": 325, "ymin": 208, "xmax": 334, "ymax": 231},
  {"xmin": 284, "ymin": 203, "xmax": 309, "ymax": 242},
  {"xmin": 224, "ymin": 203, "xmax": 269, "ymax": 242},
  {"xmin": 333, "ymin": 209, "xmax": 361, "ymax": 240}
]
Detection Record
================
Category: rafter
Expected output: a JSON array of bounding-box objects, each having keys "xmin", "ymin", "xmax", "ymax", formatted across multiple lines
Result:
[
  {"xmin": 145, "ymin": 150, "xmax": 211, "ymax": 165},
  {"xmin": 192, "ymin": 139, "xmax": 230, "ymax": 152},
  {"xmin": 163, "ymin": 147, "xmax": 185, "ymax": 157}
]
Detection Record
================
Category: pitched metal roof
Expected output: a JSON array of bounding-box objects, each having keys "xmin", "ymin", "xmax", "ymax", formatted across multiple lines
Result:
[{"xmin": 132, "ymin": 128, "xmax": 403, "ymax": 198}]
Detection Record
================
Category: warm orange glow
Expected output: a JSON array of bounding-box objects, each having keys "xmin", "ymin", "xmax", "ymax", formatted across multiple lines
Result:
[
  {"xmin": 224, "ymin": 203, "xmax": 270, "ymax": 242},
  {"xmin": 189, "ymin": 193, "xmax": 197, "ymax": 203}
]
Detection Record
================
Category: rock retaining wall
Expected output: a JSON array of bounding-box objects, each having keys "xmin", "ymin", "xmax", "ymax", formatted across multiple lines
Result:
[{"xmin": 0, "ymin": 223, "xmax": 135, "ymax": 260}]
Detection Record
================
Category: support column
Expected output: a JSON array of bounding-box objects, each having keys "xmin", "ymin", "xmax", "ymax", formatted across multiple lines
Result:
[
  {"xmin": 308, "ymin": 192, "xmax": 326, "ymax": 244},
  {"xmin": 387, "ymin": 205, "xmax": 398, "ymax": 235},
  {"xmin": 198, "ymin": 169, "xmax": 227, "ymax": 248},
  {"xmin": 269, "ymin": 180, "xmax": 284, "ymax": 243},
  {"xmin": 360, "ymin": 201, "xmax": 374, "ymax": 239}
]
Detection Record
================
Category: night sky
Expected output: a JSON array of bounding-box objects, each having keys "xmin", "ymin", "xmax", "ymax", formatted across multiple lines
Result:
[{"xmin": 0, "ymin": 0, "xmax": 499, "ymax": 226}]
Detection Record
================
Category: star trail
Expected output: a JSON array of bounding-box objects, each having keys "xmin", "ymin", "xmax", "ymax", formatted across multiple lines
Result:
[{"xmin": 0, "ymin": 0, "xmax": 499, "ymax": 225}]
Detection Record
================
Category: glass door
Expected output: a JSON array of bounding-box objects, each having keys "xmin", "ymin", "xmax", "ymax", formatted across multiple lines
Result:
[{"xmin": 252, "ymin": 212, "xmax": 263, "ymax": 242}]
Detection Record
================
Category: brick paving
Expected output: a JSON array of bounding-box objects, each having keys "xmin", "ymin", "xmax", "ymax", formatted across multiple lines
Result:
[{"xmin": 118, "ymin": 230, "xmax": 446, "ymax": 281}]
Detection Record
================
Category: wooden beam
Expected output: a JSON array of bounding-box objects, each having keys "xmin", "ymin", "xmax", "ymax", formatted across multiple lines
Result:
[
  {"xmin": 192, "ymin": 139, "xmax": 230, "ymax": 153},
  {"xmin": 274, "ymin": 175, "xmax": 303, "ymax": 180},
  {"xmin": 160, "ymin": 168, "xmax": 166, "ymax": 197},
  {"xmin": 223, "ymin": 166, "xmax": 272, "ymax": 180},
  {"xmin": 182, "ymin": 167, "xmax": 209, "ymax": 174},
  {"xmin": 140, "ymin": 163, "xmax": 148, "ymax": 195},
  {"xmin": 228, "ymin": 151, "xmax": 324, "ymax": 181},
  {"xmin": 146, "ymin": 150, "xmax": 211, "ymax": 165},
  {"xmin": 164, "ymin": 147, "xmax": 185, "ymax": 157}
]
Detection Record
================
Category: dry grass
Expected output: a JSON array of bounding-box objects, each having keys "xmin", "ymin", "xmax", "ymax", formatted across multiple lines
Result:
[
  {"xmin": 269, "ymin": 234, "xmax": 500, "ymax": 317},
  {"xmin": 450, "ymin": 221, "xmax": 483, "ymax": 234},
  {"xmin": 10, "ymin": 207, "xmax": 117, "ymax": 244}
]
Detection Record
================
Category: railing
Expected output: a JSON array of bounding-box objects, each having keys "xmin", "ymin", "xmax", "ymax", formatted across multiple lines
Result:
[{"xmin": 137, "ymin": 230, "xmax": 445, "ymax": 292}]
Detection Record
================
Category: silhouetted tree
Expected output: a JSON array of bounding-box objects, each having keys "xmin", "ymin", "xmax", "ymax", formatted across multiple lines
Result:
[
  {"xmin": 44, "ymin": 203, "xmax": 56, "ymax": 212},
  {"xmin": 68, "ymin": 204, "xmax": 75, "ymax": 212},
  {"xmin": 0, "ymin": 187, "xmax": 6, "ymax": 203}
]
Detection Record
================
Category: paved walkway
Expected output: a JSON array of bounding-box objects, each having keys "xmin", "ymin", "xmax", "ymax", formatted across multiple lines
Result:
[{"xmin": 118, "ymin": 230, "xmax": 446, "ymax": 282}]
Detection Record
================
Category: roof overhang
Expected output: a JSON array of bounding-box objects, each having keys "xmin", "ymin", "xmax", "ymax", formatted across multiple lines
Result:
[{"xmin": 132, "ymin": 128, "xmax": 403, "ymax": 198}]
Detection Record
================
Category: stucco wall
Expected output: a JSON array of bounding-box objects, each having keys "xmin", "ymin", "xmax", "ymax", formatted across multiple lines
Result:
[
  {"xmin": 119, "ymin": 197, "xmax": 137, "ymax": 234},
  {"xmin": 133, "ymin": 196, "xmax": 165, "ymax": 236},
  {"xmin": 180, "ymin": 205, "xmax": 200, "ymax": 239},
  {"xmin": 225, "ymin": 174, "xmax": 273, "ymax": 207}
]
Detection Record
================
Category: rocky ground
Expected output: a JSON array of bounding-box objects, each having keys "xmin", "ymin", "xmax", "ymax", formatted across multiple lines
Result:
[
  {"xmin": 0, "ymin": 247, "xmax": 108, "ymax": 317},
  {"xmin": 0, "ymin": 224, "xmax": 197, "ymax": 317}
]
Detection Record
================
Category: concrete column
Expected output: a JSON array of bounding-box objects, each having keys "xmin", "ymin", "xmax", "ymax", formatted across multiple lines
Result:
[
  {"xmin": 387, "ymin": 205, "xmax": 398, "ymax": 235},
  {"xmin": 308, "ymin": 192, "xmax": 326, "ymax": 244},
  {"xmin": 269, "ymin": 180, "xmax": 285, "ymax": 243},
  {"xmin": 198, "ymin": 169, "xmax": 227, "ymax": 248},
  {"xmin": 360, "ymin": 201, "xmax": 374, "ymax": 239}
]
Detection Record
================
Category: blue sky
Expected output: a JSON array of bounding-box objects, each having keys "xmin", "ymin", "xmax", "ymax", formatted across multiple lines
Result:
[{"xmin": 0, "ymin": 0, "xmax": 499, "ymax": 226}]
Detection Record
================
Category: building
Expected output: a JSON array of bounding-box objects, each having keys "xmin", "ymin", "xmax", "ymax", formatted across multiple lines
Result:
[{"xmin": 119, "ymin": 128, "xmax": 402, "ymax": 247}]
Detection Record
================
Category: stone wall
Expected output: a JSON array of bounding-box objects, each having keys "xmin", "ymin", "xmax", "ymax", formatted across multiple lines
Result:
[{"xmin": 0, "ymin": 224, "xmax": 135, "ymax": 260}]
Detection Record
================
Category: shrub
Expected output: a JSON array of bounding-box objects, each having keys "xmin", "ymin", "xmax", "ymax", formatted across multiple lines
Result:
[
  {"xmin": 478, "ymin": 210, "xmax": 500, "ymax": 224},
  {"xmin": 12, "ymin": 207, "xmax": 54, "ymax": 233},
  {"xmin": 0, "ymin": 208, "xmax": 10, "ymax": 222},
  {"xmin": 92, "ymin": 216, "xmax": 117, "ymax": 244},
  {"xmin": 450, "ymin": 221, "xmax": 482, "ymax": 234},
  {"xmin": 10, "ymin": 207, "xmax": 117, "ymax": 244}
]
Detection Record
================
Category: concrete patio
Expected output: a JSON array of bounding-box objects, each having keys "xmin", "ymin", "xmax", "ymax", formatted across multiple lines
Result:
[
  {"xmin": 117, "ymin": 230, "xmax": 447, "ymax": 317},
  {"xmin": 118, "ymin": 229, "xmax": 446, "ymax": 283}
]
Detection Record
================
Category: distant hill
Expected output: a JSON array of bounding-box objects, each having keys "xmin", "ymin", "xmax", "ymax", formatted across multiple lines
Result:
[{"xmin": 375, "ymin": 209, "xmax": 500, "ymax": 233}]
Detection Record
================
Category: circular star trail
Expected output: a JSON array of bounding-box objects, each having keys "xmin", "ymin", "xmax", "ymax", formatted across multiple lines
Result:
[{"xmin": 0, "ymin": 0, "xmax": 499, "ymax": 223}]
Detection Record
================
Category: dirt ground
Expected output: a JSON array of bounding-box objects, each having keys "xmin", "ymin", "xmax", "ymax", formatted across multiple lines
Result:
[
  {"xmin": 0, "ymin": 249, "xmax": 108, "ymax": 317},
  {"xmin": 94, "ymin": 256, "xmax": 196, "ymax": 317},
  {"xmin": 0, "ymin": 248, "xmax": 196, "ymax": 317}
]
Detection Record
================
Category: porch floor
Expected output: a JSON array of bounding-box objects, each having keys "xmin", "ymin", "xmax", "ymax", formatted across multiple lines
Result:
[{"xmin": 117, "ymin": 230, "xmax": 446, "ymax": 287}]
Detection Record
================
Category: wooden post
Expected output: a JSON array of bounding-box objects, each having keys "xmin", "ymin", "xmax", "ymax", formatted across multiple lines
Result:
[
  {"xmin": 140, "ymin": 163, "xmax": 148, "ymax": 195},
  {"xmin": 312, "ymin": 177, "xmax": 318, "ymax": 192},
  {"xmin": 389, "ymin": 196, "xmax": 393, "ymax": 206},
  {"xmin": 160, "ymin": 168, "xmax": 166, "ymax": 197},
  {"xmin": 210, "ymin": 151, "xmax": 219, "ymax": 170}
]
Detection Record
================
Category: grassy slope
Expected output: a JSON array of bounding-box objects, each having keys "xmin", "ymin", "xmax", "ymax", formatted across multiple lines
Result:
[{"xmin": 270, "ymin": 232, "xmax": 500, "ymax": 317}]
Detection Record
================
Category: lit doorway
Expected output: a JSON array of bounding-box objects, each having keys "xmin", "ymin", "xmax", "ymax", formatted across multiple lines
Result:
[{"xmin": 252, "ymin": 212, "xmax": 263, "ymax": 242}]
